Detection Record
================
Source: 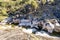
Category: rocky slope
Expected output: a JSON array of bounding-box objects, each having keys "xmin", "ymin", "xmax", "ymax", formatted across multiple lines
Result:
[{"xmin": 0, "ymin": 27, "xmax": 59, "ymax": 40}]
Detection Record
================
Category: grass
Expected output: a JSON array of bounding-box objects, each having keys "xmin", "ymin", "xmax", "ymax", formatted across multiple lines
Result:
[{"xmin": 0, "ymin": 15, "xmax": 7, "ymax": 21}]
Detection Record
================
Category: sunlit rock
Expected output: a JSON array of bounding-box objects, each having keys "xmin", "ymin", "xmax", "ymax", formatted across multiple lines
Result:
[
  {"xmin": 22, "ymin": 28, "xmax": 37, "ymax": 34},
  {"xmin": 42, "ymin": 20, "xmax": 55, "ymax": 33},
  {"xmin": 35, "ymin": 31, "xmax": 49, "ymax": 37}
]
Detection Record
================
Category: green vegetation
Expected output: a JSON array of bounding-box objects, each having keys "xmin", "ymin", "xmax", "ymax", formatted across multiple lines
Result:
[{"xmin": 0, "ymin": 0, "xmax": 55, "ymax": 21}]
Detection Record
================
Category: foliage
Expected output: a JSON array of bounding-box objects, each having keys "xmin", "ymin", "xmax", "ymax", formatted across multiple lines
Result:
[
  {"xmin": 0, "ymin": 0, "xmax": 55, "ymax": 14},
  {"xmin": 41, "ymin": 0, "xmax": 47, "ymax": 4},
  {"xmin": 0, "ymin": 0, "xmax": 55, "ymax": 20}
]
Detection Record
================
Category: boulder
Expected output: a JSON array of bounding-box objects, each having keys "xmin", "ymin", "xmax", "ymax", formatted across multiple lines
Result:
[
  {"xmin": 13, "ymin": 19, "xmax": 20, "ymax": 24},
  {"xmin": 54, "ymin": 26, "xmax": 60, "ymax": 32},
  {"xmin": 49, "ymin": 19, "xmax": 60, "ymax": 32}
]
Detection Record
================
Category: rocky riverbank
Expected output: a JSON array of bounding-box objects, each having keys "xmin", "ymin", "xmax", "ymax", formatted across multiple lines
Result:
[{"xmin": 0, "ymin": 26, "xmax": 59, "ymax": 40}]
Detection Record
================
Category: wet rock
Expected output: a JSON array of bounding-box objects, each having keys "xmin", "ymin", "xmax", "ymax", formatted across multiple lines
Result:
[{"xmin": 19, "ymin": 19, "xmax": 32, "ymax": 27}]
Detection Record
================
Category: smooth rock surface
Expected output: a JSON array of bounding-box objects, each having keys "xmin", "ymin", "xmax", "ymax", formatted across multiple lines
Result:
[{"xmin": 0, "ymin": 27, "xmax": 59, "ymax": 40}]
